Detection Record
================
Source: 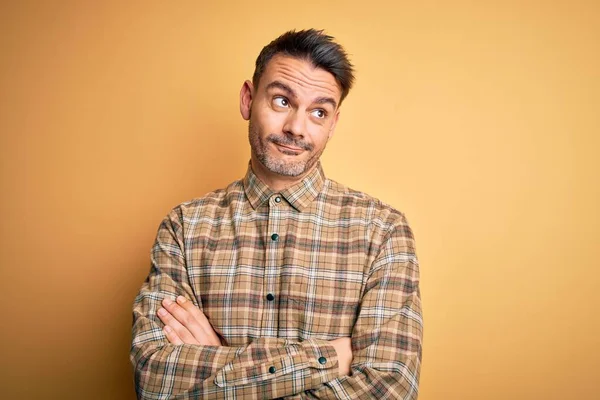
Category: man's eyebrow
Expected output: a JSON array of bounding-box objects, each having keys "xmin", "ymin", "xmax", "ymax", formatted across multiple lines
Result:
[
  {"xmin": 314, "ymin": 96, "xmax": 338, "ymax": 110},
  {"xmin": 266, "ymin": 80, "xmax": 338, "ymax": 110},
  {"xmin": 265, "ymin": 81, "xmax": 297, "ymax": 98}
]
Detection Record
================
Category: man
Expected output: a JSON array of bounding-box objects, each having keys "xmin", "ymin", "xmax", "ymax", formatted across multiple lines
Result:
[{"xmin": 131, "ymin": 29, "xmax": 422, "ymax": 399}]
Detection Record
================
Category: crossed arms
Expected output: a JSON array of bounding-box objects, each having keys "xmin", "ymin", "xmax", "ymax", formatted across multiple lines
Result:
[{"xmin": 130, "ymin": 210, "xmax": 423, "ymax": 399}]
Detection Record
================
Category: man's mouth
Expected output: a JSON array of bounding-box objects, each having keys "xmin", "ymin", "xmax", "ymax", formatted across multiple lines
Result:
[
  {"xmin": 267, "ymin": 134, "xmax": 313, "ymax": 155},
  {"xmin": 274, "ymin": 142, "xmax": 304, "ymax": 153}
]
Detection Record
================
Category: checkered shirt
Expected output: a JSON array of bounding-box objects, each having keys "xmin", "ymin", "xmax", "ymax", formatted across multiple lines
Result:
[{"xmin": 131, "ymin": 162, "xmax": 422, "ymax": 399}]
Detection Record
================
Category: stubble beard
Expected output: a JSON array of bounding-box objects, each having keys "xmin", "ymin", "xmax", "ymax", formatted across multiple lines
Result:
[{"xmin": 248, "ymin": 120, "xmax": 325, "ymax": 177}]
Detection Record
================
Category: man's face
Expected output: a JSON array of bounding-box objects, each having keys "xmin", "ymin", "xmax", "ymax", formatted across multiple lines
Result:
[{"xmin": 241, "ymin": 55, "xmax": 341, "ymax": 177}]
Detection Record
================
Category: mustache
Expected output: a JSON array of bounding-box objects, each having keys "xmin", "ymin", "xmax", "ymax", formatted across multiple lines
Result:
[{"xmin": 267, "ymin": 134, "xmax": 313, "ymax": 151}]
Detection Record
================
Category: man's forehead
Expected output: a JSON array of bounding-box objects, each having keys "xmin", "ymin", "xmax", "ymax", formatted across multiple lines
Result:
[{"xmin": 261, "ymin": 55, "xmax": 342, "ymax": 102}]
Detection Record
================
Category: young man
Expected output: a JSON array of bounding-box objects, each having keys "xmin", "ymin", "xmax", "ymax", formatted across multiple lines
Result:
[{"xmin": 131, "ymin": 29, "xmax": 423, "ymax": 399}]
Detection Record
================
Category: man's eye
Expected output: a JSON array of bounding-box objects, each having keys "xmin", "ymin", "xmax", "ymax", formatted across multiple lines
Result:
[
  {"xmin": 311, "ymin": 109, "xmax": 326, "ymax": 119},
  {"xmin": 273, "ymin": 97, "xmax": 289, "ymax": 108}
]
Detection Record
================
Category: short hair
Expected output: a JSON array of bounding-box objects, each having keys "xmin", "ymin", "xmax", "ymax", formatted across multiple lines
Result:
[{"xmin": 252, "ymin": 29, "xmax": 355, "ymax": 105}]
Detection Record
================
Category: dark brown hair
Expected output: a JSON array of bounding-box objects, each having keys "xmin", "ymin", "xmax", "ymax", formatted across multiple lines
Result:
[{"xmin": 252, "ymin": 29, "xmax": 355, "ymax": 105}]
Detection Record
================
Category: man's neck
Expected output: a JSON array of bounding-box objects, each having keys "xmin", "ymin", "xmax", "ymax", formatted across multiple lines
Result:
[{"xmin": 250, "ymin": 156, "xmax": 315, "ymax": 192}]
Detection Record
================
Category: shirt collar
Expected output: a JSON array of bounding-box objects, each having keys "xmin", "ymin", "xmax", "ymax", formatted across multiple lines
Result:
[{"xmin": 243, "ymin": 161, "xmax": 326, "ymax": 212}]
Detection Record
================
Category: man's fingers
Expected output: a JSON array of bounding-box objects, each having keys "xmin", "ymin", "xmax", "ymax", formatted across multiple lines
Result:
[
  {"xmin": 167, "ymin": 296, "xmax": 221, "ymax": 346},
  {"xmin": 157, "ymin": 305, "xmax": 199, "ymax": 345},
  {"xmin": 176, "ymin": 296, "xmax": 211, "ymax": 326},
  {"xmin": 175, "ymin": 297, "xmax": 218, "ymax": 333},
  {"xmin": 163, "ymin": 325, "xmax": 183, "ymax": 345},
  {"xmin": 162, "ymin": 298, "xmax": 204, "ymax": 338}
]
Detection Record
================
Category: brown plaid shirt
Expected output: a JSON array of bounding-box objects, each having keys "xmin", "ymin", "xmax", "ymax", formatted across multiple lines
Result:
[{"xmin": 131, "ymin": 163, "xmax": 422, "ymax": 399}]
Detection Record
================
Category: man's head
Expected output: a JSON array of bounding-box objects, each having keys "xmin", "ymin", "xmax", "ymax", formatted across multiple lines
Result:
[{"xmin": 240, "ymin": 29, "xmax": 354, "ymax": 183}]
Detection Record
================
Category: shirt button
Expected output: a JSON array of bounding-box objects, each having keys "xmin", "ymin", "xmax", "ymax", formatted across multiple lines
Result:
[
  {"xmin": 271, "ymin": 233, "xmax": 279, "ymax": 241},
  {"xmin": 266, "ymin": 293, "xmax": 275, "ymax": 301},
  {"xmin": 318, "ymin": 356, "xmax": 327, "ymax": 365},
  {"xmin": 274, "ymin": 196, "xmax": 281, "ymax": 203},
  {"xmin": 269, "ymin": 366, "xmax": 276, "ymax": 374}
]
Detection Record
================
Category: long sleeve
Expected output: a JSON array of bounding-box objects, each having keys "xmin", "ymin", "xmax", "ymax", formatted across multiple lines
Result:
[
  {"xmin": 130, "ymin": 209, "xmax": 341, "ymax": 399},
  {"xmin": 292, "ymin": 218, "xmax": 423, "ymax": 399}
]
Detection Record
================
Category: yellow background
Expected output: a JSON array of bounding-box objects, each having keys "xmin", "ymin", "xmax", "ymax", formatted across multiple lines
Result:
[{"xmin": 1, "ymin": 1, "xmax": 598, "ymax": 399}]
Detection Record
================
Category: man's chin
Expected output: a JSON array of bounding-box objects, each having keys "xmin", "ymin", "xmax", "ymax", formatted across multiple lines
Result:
[{"xmin": 263, "ymin": 158, "xmax": 307, "ymax": 177}]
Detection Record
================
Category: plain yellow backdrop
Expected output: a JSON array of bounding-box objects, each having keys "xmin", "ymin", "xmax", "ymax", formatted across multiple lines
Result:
[{"xmin": 1, "ymin": 1, "xmax": 598, "ymax": 399}]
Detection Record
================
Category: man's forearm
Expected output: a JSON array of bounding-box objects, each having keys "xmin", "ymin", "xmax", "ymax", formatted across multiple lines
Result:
[
  {"xmin": 132, "ymin": 319, "xmax": 342, "ymax": 399},
  {"xmin": 157, "ymin": 294, "xmax": 354, "ymax": 377},
  {"xmin": 132, "ymin": 288, "xmax": 344, "ymax": 400}
]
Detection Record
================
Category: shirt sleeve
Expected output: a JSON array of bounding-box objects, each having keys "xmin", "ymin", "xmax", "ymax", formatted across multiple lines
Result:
[
  {"xmin": 130, "ymin": 208, "xmax": 341, "ymax": 399},
  {"xmin": 291, "ymin": 215, "xmax": 423, "ymax": 399}
]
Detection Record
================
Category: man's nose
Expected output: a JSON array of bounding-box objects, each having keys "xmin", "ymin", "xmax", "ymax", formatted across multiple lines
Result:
[{"xmin": 282, "ymin": 109, "xmax": 305, "ymax": 137}]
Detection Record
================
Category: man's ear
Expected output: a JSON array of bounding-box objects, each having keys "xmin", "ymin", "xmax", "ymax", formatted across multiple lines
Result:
[
  {"xmin": 240, "ymin": 80, "xmax": 254, "ymax": 121},
  {"xmin": 328, "ymin": 110, "xmax": 341, "ymax": 140}
]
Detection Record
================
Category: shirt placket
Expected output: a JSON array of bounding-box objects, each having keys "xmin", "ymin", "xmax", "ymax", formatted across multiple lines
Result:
[{"xmin": 261, "ymin": 193, "xmax": 286, "ymax": 337}]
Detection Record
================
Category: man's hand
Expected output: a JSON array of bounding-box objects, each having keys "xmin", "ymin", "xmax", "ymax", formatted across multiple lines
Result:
[
  {"xmin": 157, "ymin": 296, "xmax": 222, "ymax": 346},
  {"xmin": 330, "ymin": 337, "xmax": 353, "ymax": 376}
]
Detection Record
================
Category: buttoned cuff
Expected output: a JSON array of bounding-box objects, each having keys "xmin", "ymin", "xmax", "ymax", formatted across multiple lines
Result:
[
  {"xmin": 301, "ymin": 338, "xmax": 340, "ymax": 387},
  {"xmin": 212, "ymin": 338, "xmax": 339, "ymax": 390},
  {"xmin": 214, "ymin": 352, "xmax": 304, "ymax": 387}
]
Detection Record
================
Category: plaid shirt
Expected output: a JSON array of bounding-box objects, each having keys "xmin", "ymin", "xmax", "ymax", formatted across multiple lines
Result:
[{"xmin": 131, "ymin": 163, "xmax": 423, "ymax": 399}]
